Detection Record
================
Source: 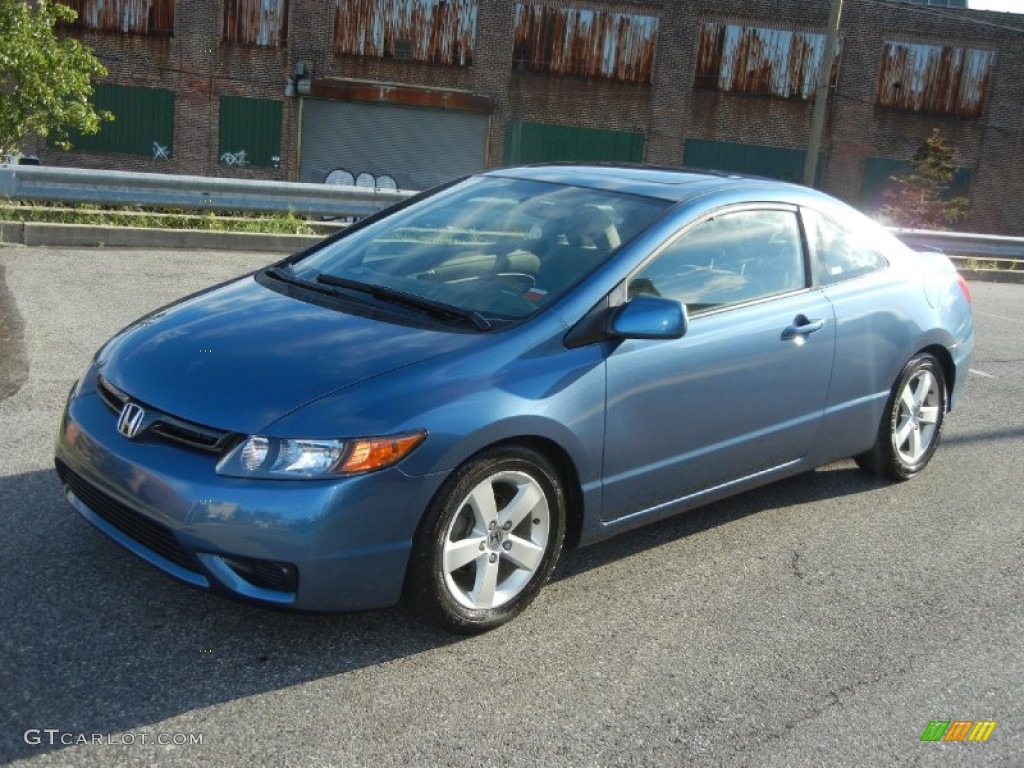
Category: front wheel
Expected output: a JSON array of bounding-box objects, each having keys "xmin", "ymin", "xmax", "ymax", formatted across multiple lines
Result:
[
  {"xmin": 855, "ymin": 352, "xmax": 946, "ymax": 481},
  {"xmin": 404, "ymin": 446, "xmax": 566, "ymax": 634}
]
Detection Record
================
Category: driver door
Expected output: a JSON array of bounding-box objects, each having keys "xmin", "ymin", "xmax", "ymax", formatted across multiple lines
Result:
[{"xmin": 601, "ymin": 206, "xmax": 836, "ymax": 521}]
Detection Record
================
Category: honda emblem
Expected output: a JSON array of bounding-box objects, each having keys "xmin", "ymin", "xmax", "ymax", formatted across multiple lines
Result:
[{"xmin": 117, "ymin": 403, "xmax": 146, "ymax": 439}]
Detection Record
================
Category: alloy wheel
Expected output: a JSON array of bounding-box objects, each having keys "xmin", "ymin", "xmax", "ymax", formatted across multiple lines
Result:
[{"xmin": 441, "ymin": 470, "xmax": 550, "ymax": 610}]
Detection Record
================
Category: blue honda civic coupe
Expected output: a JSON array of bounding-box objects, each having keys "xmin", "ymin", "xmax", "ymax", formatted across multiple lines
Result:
[{"xmin": 55, "ymin": 165, "xmax": 974, "ymax": 632}]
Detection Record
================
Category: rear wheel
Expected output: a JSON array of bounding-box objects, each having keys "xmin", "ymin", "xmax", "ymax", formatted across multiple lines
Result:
[
  {"xmin": 404, "ymin": 446, "xmax": 566, "ymax": 633},
  {"xmin": 855, "ymin": 353, "xmax": 946, "ymax": 481}
]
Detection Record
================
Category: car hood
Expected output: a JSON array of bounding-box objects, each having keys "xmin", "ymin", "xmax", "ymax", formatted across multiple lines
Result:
[{"xmin": 98, "ymin": 275, "xmax": 482, "ymax": 434}]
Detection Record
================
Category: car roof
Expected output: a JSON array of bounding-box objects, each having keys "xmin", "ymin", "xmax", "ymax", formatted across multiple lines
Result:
[{"xmin": 484, "ymin": 163, "xmax": 807, "ymax": 204}]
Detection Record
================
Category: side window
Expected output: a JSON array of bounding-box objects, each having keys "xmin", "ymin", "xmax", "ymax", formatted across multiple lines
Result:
[
  {"xmin": 630, "ymin": 209, "xmax": 805, "ymax": 313},
  {"xmin": 803, "ymin": 208, "xmax": 889, "ymax": 284}
]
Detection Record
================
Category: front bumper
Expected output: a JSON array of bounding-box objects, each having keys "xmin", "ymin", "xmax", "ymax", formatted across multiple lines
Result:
[{"xmin": 54, "ymin": 384, "xmax": 439, "ymax": 612}]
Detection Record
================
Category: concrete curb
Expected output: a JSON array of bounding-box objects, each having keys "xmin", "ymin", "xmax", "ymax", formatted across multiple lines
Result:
[
  {"xmin": 0, "ymin": 221, "xmax": 24, "ymax": 245},
  {"xmin": 1, "ymin": 221, "xmax": 321, "ymax": 253}
]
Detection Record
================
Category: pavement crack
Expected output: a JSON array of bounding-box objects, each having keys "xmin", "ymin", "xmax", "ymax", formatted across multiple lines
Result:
[
  {"xmin": 790, "ymin": 550, "xmax": 805, "ymax": 582},
  {"xmin": 760, "ymin": 661, "xmax": 914, "ymax": 747}
]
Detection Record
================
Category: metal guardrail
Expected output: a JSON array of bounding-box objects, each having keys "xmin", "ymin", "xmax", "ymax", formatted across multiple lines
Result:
[
  {"xmin": 0, "ymin": 165, "xmax": 414, "ymax": 219},
  {"xmin": 891, "ymin": 228, "xmax": 1024, "ymax": 261},
  {"xmin": 2, "ymin": 166, "xmax": 1023, "ymax": 262}
]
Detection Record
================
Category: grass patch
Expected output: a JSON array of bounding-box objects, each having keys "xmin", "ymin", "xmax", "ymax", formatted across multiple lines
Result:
[{"xmin": 0, "ymin": 201, "xmax": 343, "ymax": 236}]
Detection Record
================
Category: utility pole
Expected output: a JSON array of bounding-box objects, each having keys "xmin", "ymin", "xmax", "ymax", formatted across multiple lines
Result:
[{"xmin": 803, "ymin": 0, "xmax": 844, "ymax": 187}]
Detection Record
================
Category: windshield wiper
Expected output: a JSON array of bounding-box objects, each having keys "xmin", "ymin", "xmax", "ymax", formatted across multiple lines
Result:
[
  {"xmin": 263, "ymin": 265, "xmax": 343, "ymax": 298},
  {"xmin": 315, "ymin": 273, "xmax": 492, "ymax": 331}
]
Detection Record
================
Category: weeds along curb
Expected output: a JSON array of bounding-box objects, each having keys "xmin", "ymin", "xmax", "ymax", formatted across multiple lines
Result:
[
  {"xmin": 958, "ymin": 268, "xmax": 1024, "ymax": 284},
  {"xmin": 1, "ymin": 221, "xmax": 322, "ymax": 253}
]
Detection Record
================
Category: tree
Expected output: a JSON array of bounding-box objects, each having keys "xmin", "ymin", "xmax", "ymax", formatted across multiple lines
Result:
[
  {"xmin": 0, "ymin": 0, "xmax": 111, "ymax": 157},
  {"xmin": 878, "ymin": 129, "xmax": 969, "ymax": 230}
]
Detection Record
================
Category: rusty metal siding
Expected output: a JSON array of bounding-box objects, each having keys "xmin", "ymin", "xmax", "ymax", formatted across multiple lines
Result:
[
  {"xmin": 63, "ymin": 0, "xmax": 174, "ymax": 35},
  {"xmin": 694, "ymin": 23, "xmax": 839, "ymax": 100},
  {"xmin": 876, "ymin": 42, "xmax": 993, "ymax": 118},
  {"xmin": 223, "ymin": 0, "xmax": 289, "ymax": 47},
  {"xmin": 334, "ymin": 0, "xmax": 478, "ymax": 66},
  {"xmin": 511, "ymin": 4, "xmax": 657, "ymax": 84}
]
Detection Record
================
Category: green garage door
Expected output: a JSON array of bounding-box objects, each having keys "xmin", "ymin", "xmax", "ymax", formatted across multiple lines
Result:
[
  {"xmin": 685, "ymin": 139, "xmax": 823, "ymax": 185},
  {"xmin": 505, "ymin": 121, "xmax": 645, "ymax": 165},
  {"xmin": 70, "ymin": 84, "xmax": 174, "ymax": 157},
  {"xmin": 860, "ymin": 157, "xmax": 972, "ymax": 212},
  {"xmin": 219, "ymin": 96, "xmax": 283, "ymax": 168}
]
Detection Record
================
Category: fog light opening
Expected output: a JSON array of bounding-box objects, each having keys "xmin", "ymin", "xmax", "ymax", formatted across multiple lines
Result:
[{"xmin": 221, "ymin": 556, "xmax": 298, "ymax": 592}]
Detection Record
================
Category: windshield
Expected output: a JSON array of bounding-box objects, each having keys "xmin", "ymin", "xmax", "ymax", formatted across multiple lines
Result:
[{"xmin": 287, "ymin": 175, "xmax": 670, "ymax": 324}]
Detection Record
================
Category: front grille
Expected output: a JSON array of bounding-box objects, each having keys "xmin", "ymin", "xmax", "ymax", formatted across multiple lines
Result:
[
  {"xmin": 97, "ymin": 377, "xmax": 233, "ymax": 454},
  {"xmin": 97, "ymin": 377, "xmax": 126, "ymax": 411},
  {"xmin": 151, "ymin": 419, "xmax": 228, "ymax": 452},
  {"xmin": 56, "ymin": 460, "xmax": 199, "ymax": 573}
]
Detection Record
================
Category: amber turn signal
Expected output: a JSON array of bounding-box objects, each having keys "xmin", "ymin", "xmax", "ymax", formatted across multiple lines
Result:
[{"xmin": 339, "ymin": 432, "xmax": 427, "ymax": 474}]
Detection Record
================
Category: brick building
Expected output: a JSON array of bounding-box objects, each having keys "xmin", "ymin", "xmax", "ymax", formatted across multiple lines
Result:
[{"xmin": 35, "ymin": 0, "xmax": 1024, "ymax": 234}]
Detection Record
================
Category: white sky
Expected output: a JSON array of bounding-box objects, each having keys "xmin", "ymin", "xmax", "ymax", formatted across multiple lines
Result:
[{"xmin": 968, "ymin": 0, "xmax": 1024, "ymax": 12}]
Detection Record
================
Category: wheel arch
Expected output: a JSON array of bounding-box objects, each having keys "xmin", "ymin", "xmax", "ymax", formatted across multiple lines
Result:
[
  {"xmin": 493, "ymin": 435, "xmax": 585, "ymax": 551},
  {"xmin": 400, "ymin": 433, "xmax": 587, "ymax": 631},
  {"xmin": 412, "ymin": 434, "xmax": 587, "ymax": 552},
  {"xmin": 917, "ymin": 343, "xmax": 955, "ymax": 411}
]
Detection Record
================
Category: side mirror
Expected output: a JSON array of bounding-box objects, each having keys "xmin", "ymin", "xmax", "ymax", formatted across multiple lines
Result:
[{"xmin": 609, "ymin": 295, "xmax": 688, "ymax": 340}]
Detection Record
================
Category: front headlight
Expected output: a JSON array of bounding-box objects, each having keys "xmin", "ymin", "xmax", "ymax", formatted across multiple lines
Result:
[{"xmin": 215, "ymin": 431, "xmax": 426, "ymax": 479}]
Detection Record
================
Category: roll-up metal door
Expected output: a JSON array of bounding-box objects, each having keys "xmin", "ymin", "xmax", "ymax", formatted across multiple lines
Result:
[{"xmin": 300, "ymin": 100, "xmax": 488, "ymax": 191}]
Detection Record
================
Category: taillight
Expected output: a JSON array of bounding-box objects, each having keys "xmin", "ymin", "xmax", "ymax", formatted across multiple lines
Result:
[{"xmin": 956, "ymin": 273, "xmax": 972, "ymax": 304}]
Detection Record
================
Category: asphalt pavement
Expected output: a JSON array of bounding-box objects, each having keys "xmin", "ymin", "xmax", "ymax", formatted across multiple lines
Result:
[{"xmin": 0, "ymin": 244, "xmax": 1021, "ymax": 767}]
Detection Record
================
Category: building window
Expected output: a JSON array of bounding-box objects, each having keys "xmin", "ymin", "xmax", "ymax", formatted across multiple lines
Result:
[
  {"xmin": 511, "ymin": 4, "xmax": 658, "ymax": 84},
  {"xmin": 334, "ymin": 0, "xmax": 477, "ymax": 66},
  {"xmin": 62, "ymin": 0, "xmax": 174, "ymax": 35},
  {"xmin": 877, "ymin": 41, "xmax": 993, "ymax": 118},
  {"xmin": 218, "ymin": 97, "xmax": 283, "ymax": 168},
  {"xmin": 69, "ymin": 84, "xmax": 174, "ymax": 157},
  {"xmin": 695, "ymin": 23, "xmax": 839, "ymax": 100},
  {"xmin": 223, "ymin": 0, "xmax": 289, "ymax": 47}
]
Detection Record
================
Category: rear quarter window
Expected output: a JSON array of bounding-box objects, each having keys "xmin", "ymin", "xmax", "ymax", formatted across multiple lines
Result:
[{"xmin": 803, "ymin": 208, "xmax": 889, "ymax": 285}]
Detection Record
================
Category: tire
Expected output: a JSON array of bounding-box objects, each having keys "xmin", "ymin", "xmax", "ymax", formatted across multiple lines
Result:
[
  {"xmin": 404, "ymin": 445, "xmax": 566, "ymax": 634},
  {"xmin": 855, "ymin": 352, "xmax": 946, "ymax": 481}
]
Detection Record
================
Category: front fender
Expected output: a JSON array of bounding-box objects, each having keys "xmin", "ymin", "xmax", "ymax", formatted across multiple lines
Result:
[{"xmin": 265, "ymin": 314, "xmax": 609, "ymax": 498}]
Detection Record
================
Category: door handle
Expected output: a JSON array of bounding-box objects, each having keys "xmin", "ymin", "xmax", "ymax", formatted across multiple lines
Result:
[{"xmin": 781, "ymin": 315, "xmax": 825, "ymax": 342}]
